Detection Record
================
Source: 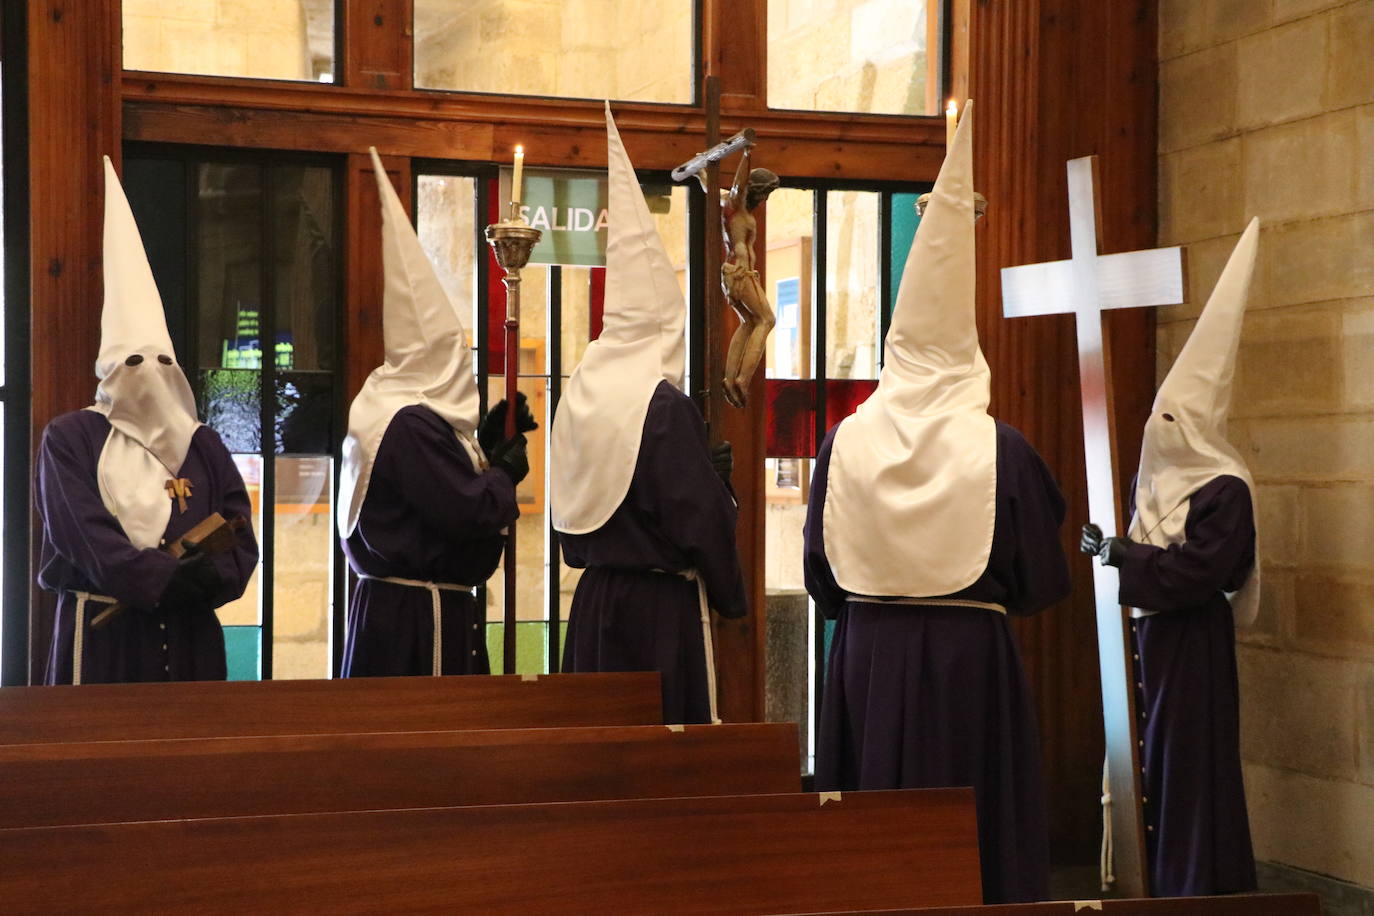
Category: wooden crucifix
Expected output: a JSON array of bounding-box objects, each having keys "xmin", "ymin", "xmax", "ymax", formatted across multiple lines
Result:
[
  {"xmin": 1001, "ymin": 156, "xmax": 1187, "ymax": 898},
  {"xmin": 672, "ymin": 75, "xmax": 770, "ymax": 427}
]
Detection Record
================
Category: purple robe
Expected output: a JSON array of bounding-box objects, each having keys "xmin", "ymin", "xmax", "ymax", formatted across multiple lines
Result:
[
  {"xmin": 559, "ymin": 381, "xmax": 747, "ymax": 724},
  {"xmin": 1118, "ymin": 474, "xmax": 1257, "ymax": 897},
  {"xmin": 807, "ymin": 421, "xmax": 1070, "ymax": 905},
  {"xmin": 36, "ymin": 409, "xmax": 259, "ymax": 684},
  {"xmin": 342, "ymin": 405, "xmax": 518, "ymax": 677}
]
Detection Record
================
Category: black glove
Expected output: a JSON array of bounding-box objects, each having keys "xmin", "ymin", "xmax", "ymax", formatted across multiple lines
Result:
[
  {"xmin": 478, "ymin": 392, "xmax": 538, "ymax": 455},
  {"xmin": 157, "ymin": 551, "xmax": 223, "ymax": 610},
  {"xmin": 710, "ymin": 441, "xmax": 733, "ymax": 487},
  {"xmin": 1080, "ymin": 523, "xmax": 1131, "ymax": 568},
  {"xmin": 488, "ymin": 433, "xmax": 530, "ymax": 485}
]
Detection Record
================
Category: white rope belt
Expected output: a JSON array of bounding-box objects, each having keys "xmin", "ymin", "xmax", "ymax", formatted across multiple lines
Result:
[
  {"xmin": 68, "ymin": 590, "xmax": 116, "ymax": 686},
  {"xmin": 655, "ymin": 568, "xmax": 721, "ymax": 725},
  {"xmin": 358, "ymin": 575, "xmax": 476, "ymax": 677},
  {"xmin": 847, "ymin": 595, "xmax": 1008, "ymax": 615}
]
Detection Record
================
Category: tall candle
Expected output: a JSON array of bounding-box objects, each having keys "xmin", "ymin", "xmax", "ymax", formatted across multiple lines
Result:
[
  {"xmin": 512, "ymin": 145, "xmax": 525, "ymax": 207},
  {"xmin": 945, "ymin": 100, "xmax": 958, "ymax": 149}
]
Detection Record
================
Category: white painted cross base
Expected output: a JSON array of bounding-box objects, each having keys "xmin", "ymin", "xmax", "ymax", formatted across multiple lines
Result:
[{"xmin": 1001, "ymin": 156, "xmax": 1186, "ymax": 898}]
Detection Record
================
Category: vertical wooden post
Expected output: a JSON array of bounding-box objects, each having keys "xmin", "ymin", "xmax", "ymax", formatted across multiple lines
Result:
[
  {"xmin": 701, "ymin": 76, "xmax": 723, "ymax": 433},
  {"xmin": 342, "ymin": 0, "xmax": 414, "ymax": 91},
  {"xmin": 27, "ymin": 0, "xmax": 122, "ymax": 681}
]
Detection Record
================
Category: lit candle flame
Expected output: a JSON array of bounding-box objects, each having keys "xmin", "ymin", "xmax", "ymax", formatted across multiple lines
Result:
[
  {"xmin": 946, "ymin": 100, "xmax": 959, "ymax": 149},
  {"xmin": 512, "ymin": 145, "xmax": 526, "ymax": 209}
]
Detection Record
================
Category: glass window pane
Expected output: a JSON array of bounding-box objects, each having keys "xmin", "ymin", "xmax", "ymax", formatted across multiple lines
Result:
[
  {"xmin": 764, "ymin": 188, "xmax": 816, "ymax": 381},
  {"xmin": 825, "ymin": 191, "xmax": 881, "ymax": 380},
  {"xmin": 417, "ymin": 175, "xmax": 479, "ymax": 356},
  {"xmin": 272, "ymin": 455, "xmax": 334, "ymax": 679},
  {"xmin": 200, "ymin": 369, "xmax": 262, "ymax": 454},
  {"xmin": 559, "ymin": 266, "xmax": 598, "ymax": 373},
  {"xmin": 764, "ymin": 456, "xmax": 813, "ymax": 771},
  {"xmin": 276, "ymin": 372, "xmax": 334, "ymax": 454},
  {"xmin": 765, "ymin": 379, "xmax": 816, "ymax": 458},
  {"xmin": 223, "ymin": 625, "xmax": 263, "ymax": 681},
  {"xmin": 272, "ymin": 165, "xmax": 337, "ymax": 372},
  {"xmin": 888, "ymin": 192, "xmax": 923, "ymax": 333},
  {"xmin": 124, "ymin": 158, "xmax": 190, "ymax": 362},
  {"xmin": 768, "ymin": 0, "xmax": 939, "ymax": 115},
  {"xmin": 414, "ymin": 1, "xmax": 694, "ymax": 104},
  {"xmin": 218, "ymin": 454, "xmax": 264, "ymax": 628},
  {"xmin": 123, "ymin": 1, "xmax": 336, "ymax": 82},
  {"xmin": 197, "ymin": 163, "xmax": 264, "ymax": 371}
]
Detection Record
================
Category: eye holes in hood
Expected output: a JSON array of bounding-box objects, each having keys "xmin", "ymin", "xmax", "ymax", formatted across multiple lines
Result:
[
  {"xmin": 124, "ymin": 354, "xmax": 144, "ymax": 367},
  {"xmin": 157, "ymin": 354, "xmax": 173, "ymax": 365},
  {"xmin": 1162, "ymin": 412, "xmax": 1176, "ymax": 422}
]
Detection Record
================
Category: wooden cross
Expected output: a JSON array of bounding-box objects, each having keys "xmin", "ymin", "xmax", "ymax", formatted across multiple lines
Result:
[
  {"xmin": 1001, "ymin": 156, "xmax": 1186, "ymax": 898},
  {"xmin": 164, "ymin": 477, "xmax": 193, "ymax": 513}
]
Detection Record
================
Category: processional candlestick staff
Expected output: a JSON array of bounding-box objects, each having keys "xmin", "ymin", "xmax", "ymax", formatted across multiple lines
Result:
[
  {"xmin": 485, "ymin": 150, "xmax": 541, "ymax": 675},
  {"xmin": 1001, "ymin": 155, "xmax": 1187, "ymax": 898}
]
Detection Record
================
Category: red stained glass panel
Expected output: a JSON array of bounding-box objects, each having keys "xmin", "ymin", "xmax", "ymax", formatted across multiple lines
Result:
[
  {"xmin": 826, "ymin": 378, "xmax": 877, "ymax": 426},
  {"xmin": 766, "ymin": 378, "xmax": 878, "ymax": 458}
]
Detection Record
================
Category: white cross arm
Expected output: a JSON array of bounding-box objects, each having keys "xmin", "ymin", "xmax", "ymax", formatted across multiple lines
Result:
[{"xmin": 1000, "ymin": 246, "xmax": 1186, "ymax": 319}]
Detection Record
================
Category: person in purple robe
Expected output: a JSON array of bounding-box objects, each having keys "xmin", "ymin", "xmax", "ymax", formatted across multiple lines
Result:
[
  {"xmin": 806, "ymin": 103, "xmax": 1070, "ymax": 905},
  {"xmin": 1082, "ymin": 219, "xmax": 1262, "ymax": 898},
  {"xmin": 36, "ymin": 157, "xmax": 259, "ymax": 685},
  {"xmin": 551, "ymin": 105, "xmax": 747, "ymax": 724},
  {"xmin": 338, "ymin": 150, "xmax": 532, "ymax": 678}
]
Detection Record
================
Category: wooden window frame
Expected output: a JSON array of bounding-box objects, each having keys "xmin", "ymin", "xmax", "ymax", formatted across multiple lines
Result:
[{"xmin": 121, "ymin": 0, "xmax": 960, "ymax": 184}]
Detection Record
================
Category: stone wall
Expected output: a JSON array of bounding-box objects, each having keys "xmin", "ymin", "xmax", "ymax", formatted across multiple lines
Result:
[
  {"xmin": 768, "ymin": 0, "xmax": 933, "ymax": 115},
  {"xmin": 414, "ymin": 0, "xmax": 693, "ymax": 103},
  {"xmin": 1157, "ymin": 0, "xmax": 1374, "ymax": 891},
  {"xmin": 123, "ymin": 0, "xmax": 332, "ymax": 81}
]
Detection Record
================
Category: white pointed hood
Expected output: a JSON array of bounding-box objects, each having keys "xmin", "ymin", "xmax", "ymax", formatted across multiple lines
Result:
[
  {"xmin": 550, "ymin": 103, "xmax": 687, "ymax": 534},
  {"xmin": 1129, "ymin": 218, "xmax": 1261, "ymax": 625},
  {"xmin": 91, "ymin": 156, "xmax": 201, "ymax": 550},
  {"xmin": 823, "ymin": 102, "xmax": 997, "ymax": 598},
  {"xmin": 338, "ymin": 148, "xmax": 482, "ymax": 537}
]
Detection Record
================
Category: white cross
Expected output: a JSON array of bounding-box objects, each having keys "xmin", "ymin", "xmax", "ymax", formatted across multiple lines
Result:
[{"xmin": 1001, "ymin": 155, "xmax": 1186, "ymax": 899}]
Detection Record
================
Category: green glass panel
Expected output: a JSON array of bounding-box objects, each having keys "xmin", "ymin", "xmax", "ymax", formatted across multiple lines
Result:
[
  {"xmin": 223, "ymin": 625, "xmax": 262, "ymax": 681},
  {"xmin": 485, "ymin": 621, "xmax": 570, "ymax": 675},
  {"xmin": 889, "ymin": 192, "xmax": 923, "ymax": 320}
]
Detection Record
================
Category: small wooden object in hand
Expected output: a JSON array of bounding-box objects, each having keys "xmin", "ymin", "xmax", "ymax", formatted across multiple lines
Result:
[{"xmin": 89, "ymin": 513, "xmax": 247, "ymax": 629}]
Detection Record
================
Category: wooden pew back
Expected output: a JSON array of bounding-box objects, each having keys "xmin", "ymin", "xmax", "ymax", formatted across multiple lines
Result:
[
  {"xmin": 0, "ymin": 722, "xmax": 800, "ymax": 827},
  {"xmin": 0, "ymin": 672, "xmax": 662, "ymax": 744},
  {"xmin": 776, "ymin": 894, "xmax": 1322, "ymax": 915},
  {"xmin": 0, "ymin": 790, "xmax": 982, "ymax": 914}
]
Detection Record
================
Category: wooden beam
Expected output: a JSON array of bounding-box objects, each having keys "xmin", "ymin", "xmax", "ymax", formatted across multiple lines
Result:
[
  {"xmin": 121, "ymin": 74, "xmax": 947, "ymax": 183},
  {"xmin": 27, "ymin": 0, "xmax": 122, "ymax": 682}
]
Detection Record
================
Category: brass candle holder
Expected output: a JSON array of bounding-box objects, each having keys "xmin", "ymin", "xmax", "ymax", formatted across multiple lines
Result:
[{"xmin": 484, "ymin": 203, "xmax": 541, "ymax": 675}]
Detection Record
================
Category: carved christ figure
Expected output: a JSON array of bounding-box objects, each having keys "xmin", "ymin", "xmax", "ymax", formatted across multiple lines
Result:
[{"xmin": 704, "ymin": 149, "xmax": 780, "ymax": 408}]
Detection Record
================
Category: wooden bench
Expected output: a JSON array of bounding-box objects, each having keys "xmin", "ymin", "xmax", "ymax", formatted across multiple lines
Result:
[
  {"xmin": 0, "ymin": 722, "xmax": 800, "ymax": 827},
  {"xmin": 0, "ymin": 789, "xmax": 982, "ymax": 914},
  {"xmin": 0, "ymin": 671, "xmax": 661, "ymax": 744},
  {"xmin": 774, "ymin": 893, "xmax": 1322, "ymax": 915}
]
